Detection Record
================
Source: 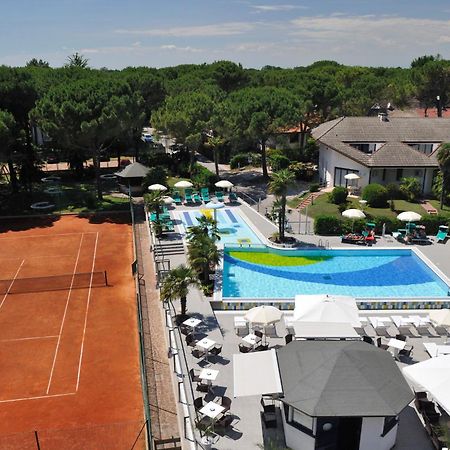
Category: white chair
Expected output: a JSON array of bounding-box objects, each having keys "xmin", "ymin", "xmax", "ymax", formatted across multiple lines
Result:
[{"xmin": 234, "ymin": 317, "xmax": 248, "ymax": 336}]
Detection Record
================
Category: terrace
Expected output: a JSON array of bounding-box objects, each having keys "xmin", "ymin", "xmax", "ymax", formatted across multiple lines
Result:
[{"xmin": 148, "ymin": 196, "xmax": 450, "ymax": 450}]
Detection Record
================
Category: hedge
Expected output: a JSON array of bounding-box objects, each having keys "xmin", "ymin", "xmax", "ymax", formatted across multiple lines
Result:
[{"xmin": 314, "ymin": 215, "xmax": 344, "ymax": 235}]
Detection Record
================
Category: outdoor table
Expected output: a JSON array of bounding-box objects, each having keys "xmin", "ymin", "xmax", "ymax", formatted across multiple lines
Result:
[
  {"xmin": 196, "ymin": 338, "xmax": 216, "ymax": 361},
  {"xmin": 199, "ymin": 368, "xmax": 219, "ymax": 391},
  {"xmin": 183, "ymin": 317, "xmax": 202, "ymax": 333},
  {"xmin": 200, "ymin": 401, "xmax": 225, "ymax": 420},
  {"xmin": 388, "ymin": 338, "xmax": 406, "ymax": 357},
  {"xmin": 242, "ymin": 333, "xmax": 261, "ymax": 348},
  {"xmin": 423, "ymin": 343, "xmax": 450, "ymax": 358}
]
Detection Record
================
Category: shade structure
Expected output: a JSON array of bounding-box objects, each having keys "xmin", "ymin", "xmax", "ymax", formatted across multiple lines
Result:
[
  {"xmin": 344, "ymin": 173, "xmax": 360, "ymax": 180},
  {"xmin": 342, "ymin": 209, "xmax": 366, "ymax": 219},
  {"xmin": 429, "ymin": 309, "xmax": 450, "ymax": 327},
  {"xmin": 293, "ymin": 294, "xmax": 361, "ymax": 327},
  {"xmin": 403, "ymin": 355, "xmax": 450, "ymax": 415},
  {"xmin": 148, "ymin": 184, "xmax": 167, "ymax": 191},
  {"xmin": 292, "ymin": 321, "xmax": 360, "ymax": 340},
  {"xmin": 162, "ymin": 196, "xmax": 174, "ymax": 205},
  {"xmin": 233, "ymin": 349, "xmax": 283, "ymax": 397},
  {"xmin": 174, "ymin": 180, "xmax": 193, "ymax": 188},
  {"xmin": 397, "ymin": 211, "xmax": 422, "ymax": 222},
  {"xmin": 215, "ymin": 180, "xmax": 234, "ymax": 189},
  {"xmin": 244, "ymin": 305, "xmax": 283, "ymax": 326}
]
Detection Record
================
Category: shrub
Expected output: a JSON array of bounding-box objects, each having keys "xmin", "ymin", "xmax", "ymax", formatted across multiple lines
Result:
[
  {"xmin": 314, "ymin": 215, "xmax": 343, "ymax": 235},
  {"xmin": 385, "ymin": 183, "xmax": 404, "ymax": 200},
  {"xmin": 420, "ymin": 215, "xmax": 450, "ymax": 234},
  {"xmin": 269, "ymin": 154, "xmax": 291, "ymax": 171},
  {"xmin": 142, "ymin": 166, "xmax": 168, "ymax": 189},
  {"xmin": 230, "ymin": 152, "xmax": 261, "ymax": 169},
  {"xmin": 328, "ymin": 186, "xmax": 348, "ymax": 205},
  {"xmin": 400, "ymin": 177, "xmax": 422, "ymax": 202},
  {"xmin": 289, "ymin": 162, "xmax": 316, "ymax": 181},
  {"xmin": 191, "ymin": 164, "xmax": 218, "ymax": 188},
  {"xmin": 362, "ymin": 183, "xmax": 389, "ymax": 207},
  {"xmin": 309, "ymin": 183, "xmax": 320, "ymax": 193},
  {"xmin": 365, "ymin": 216, "xmax": 402, "ymax": 235}
]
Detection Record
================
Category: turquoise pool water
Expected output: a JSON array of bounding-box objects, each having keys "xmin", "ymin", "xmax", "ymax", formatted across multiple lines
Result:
[
  {"xmin": 178, "ymin": 208, "xmax": 262, "ymax": 245},
  {"xmin": 223, "ymin": 248, "xmax": 450, "ymax": 299}
]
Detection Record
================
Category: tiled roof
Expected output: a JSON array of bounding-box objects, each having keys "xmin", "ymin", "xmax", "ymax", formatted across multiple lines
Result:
[{"xmin": 311, "ymin": 117, "xmax": 450, "ymax": 167}]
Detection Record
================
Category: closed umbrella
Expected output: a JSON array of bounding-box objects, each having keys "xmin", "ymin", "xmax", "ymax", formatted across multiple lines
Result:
[
  {"xmin": 429, "ymin": 309, "xmax": 450, "ymax": 327},
  {"xmin": 215, "ymin": 180, "xmax": 234, "ymax": 189},
  {"xmin": 342, "ymin": 208, "xmax": 366, "ymax": 232},
  {"xmin": 148, "ymin": 184, "xmax": 167, "ymax": 191},
  {"xmin": 205, "ymin": 201, "xmax": 224, "ymax": 221},
  {"xmin": 174, "ymin": 180, "xmax": 193, "ymax": 188}
]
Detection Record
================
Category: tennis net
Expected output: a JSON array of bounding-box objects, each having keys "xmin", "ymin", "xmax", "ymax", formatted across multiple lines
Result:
[{"xmin": 0, "ymin": 271, "xmax": 108, "ymax": 295}]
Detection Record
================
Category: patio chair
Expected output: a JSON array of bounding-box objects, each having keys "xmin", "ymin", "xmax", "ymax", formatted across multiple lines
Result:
[
  {"xmin": 209, "ymin": 345, "xmax": 222, "ymax": 357},
  {"xmin": 172, "ymin": 191, "xmax": 182, "ymax": 205},
  {"xmin": 255, "ymin": 343, "xmax": 269, "ymax": 352},
  {"xmin": 200, "ymin": 187, "xmax": 210, "ymax": 202},
  {"xmin": 234, "ymin": 317, "xmax": 248, "ymax": 335},
  {"xmin": 376, "ymin": 337, "xmax": 389, "ymax": 350},
  {"xmin": 239, "ymin": 343, "xmax": 252, "ymax": 353},
  {"xmin": 196, "ymin": 382, "xmax": 209, "ymax": 393},
  {"xmin": 397, "ymin": 325, "xmax": 420, "ymax": 337},
  {"xmin": 436, "ymin": 225, "xmax": 449, "ymax": 243},
  {"xmin": 434, "ymin": 325, "xmax": 450, "ymax": 337},
  {"xmin": 184, "ymin": 188, "xmax": 194, "ymax": 204},
  {"xmin": 362, "ymin": 335, "xmax": 374, "ymax": 345},
  {"xmin": 215, "ymin": 414, "xmax": 234, "ymax": 430},
  {"xmin": 189, "ymin": 368, "xmax": 201, "ymax": 383},
  {"xmin": 193, "ymin": 191, "xmax": 202, "ymax": 203},
  {"xmin": 261, "ymin": 397, "xmax": 276, "ymax": 414},
  {"xmin": 179, "ymin": 323, "xmax": 191, "ymax": 336},
  {"xmin": 220, "ymin": 396, "xmax": 232, "ymax": 413},
  {"xmin": 399, "ymin": 346, "xmax": 414, "ymax": 359},
  {"xmin": 395, "ymin": 334, "xmax": 407, "ymax": 341},
  {"xmin": 254, "ymin": 330, "xmax": 264, "ymax": 340},
  {"xmin": 215, "ymin": 191, "xmax": 225, "ymax": 202},
  {"xmin": 192, "ymin": 348, "xmax": 204, "ymax": 359},
  {"xmin": 186, "ymin": 334, "xmax": 198, "ymax": 347},
  {"xmin": 193, "ymin": 397, "xmax": 204, "ymax": 411},
  {"xmin": 416, "ymin": 325, "xmax": 439, "ymax": 337},
  {"xmin": 285, "ymin": 334, "xmax": 294, "ymax": 345},
  {"xmin": 228, "ymin": 191, "xmax": 238, "ymax": 202}
]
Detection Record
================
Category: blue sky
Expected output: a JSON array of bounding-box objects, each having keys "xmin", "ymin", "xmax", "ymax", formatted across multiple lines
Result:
[{"xmin": 1, "ymin": 0, "xmax": 450, "ymax": 68}]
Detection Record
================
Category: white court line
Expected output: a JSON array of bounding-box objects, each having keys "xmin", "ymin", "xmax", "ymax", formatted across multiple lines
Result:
[
  {"xmin": 46, "ymin": 233, "xmax": 85, "ymax": 394},
  {"xmin": 0, "ymin": 335, "xmax": 58, "ymax": 343},
  {"xmin": 0, "ymin": 392, "xmax": 75, "ymax": 404},
  {"xmin": 0, "ymin": 232, "xmax": 97, "ymax": 240},
  {"xmin": 75, "ymin": 232, "xmax": 99, "ymax": 391},
  {"xmin": 0, "ymin": 259, "xmax": 25, "ymax": 312}
]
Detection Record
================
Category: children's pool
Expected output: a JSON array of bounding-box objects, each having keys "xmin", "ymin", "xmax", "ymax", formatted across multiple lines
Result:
[
  {"xmin": 178, "ymin": 208, "xmax": 262, "ymax": 245},
  {"xmin": 222, "ymin": 248, "xmax": 450, "ymax": 299}
]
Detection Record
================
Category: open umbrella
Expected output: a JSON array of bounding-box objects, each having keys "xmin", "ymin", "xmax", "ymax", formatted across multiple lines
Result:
[
  {"xmin": 344, "ymin": 173, "xmax": 360, "ymax": 181},
  {"xmin": 342, "ymin": 208, "xmax": 366, "ymax": 232},
  {"xmin": 429, "ymin": 309, "xmax": 450, "ymax": 327},
  {"xmin": 174, "ymin": 180, "xmax": 193, "ymax": 188},
  {"xmin": 205, "ymin": 201, "xmax": 224, "ymax": 221},
  {"xmin": 162, "ymin": 196, "xmax": 174, "ymax": 205},
  {"xmin": 215, "ymin": 180, "xmax": 234, "ymax": 189},
  {"xmin": 148, "ymin": 184, "xmax": 167, "ymax": 191},
  {"xmin": 245, "ymin": 305, "xmax": 283, "ymax": 343},
  {"xmin": 397, "ymin": 211, "xmax": 422, "ymax": 234}
]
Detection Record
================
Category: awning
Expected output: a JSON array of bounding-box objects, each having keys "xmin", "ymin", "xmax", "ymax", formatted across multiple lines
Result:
[
  {"xmin": 293, "ymin": 321, "xmax": 360, "ymax": 339},
  {"xmin": 233, "ymin": 349, "xmax": 283, "ymax": 398},
  {"xmin": 402, "ymin": 355, "xmax": 450, "ymax": 415}
]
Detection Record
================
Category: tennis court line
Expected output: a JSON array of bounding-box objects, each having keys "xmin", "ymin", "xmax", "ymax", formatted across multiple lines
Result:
[
  {"xmin": 46, "ymin": 233, "xmax": 85, "ymax": 394},
  {"xmin": 0, "ymin": 232, "xmax": 97, "ymax": 240},
  {"xmin": 0, "ymin": 259, "xmax": 25, "ymax": 312},
  {"xmin": 0, "ymin": 392, "xmax": 76, "ymax": 404},
  {"xmin": 0, "ymin": 335, "xmax": 58, "ymax": 343},
  {"xmin": 75, "ymin": 231, "xmax": 99, "ymax": 391}
]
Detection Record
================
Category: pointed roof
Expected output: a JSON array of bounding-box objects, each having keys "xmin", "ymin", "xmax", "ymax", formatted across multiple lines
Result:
[
  {"xmin": 115, "ymin": 162, "xmax": 150, "ymax": 178},
  {"xmin": 276, "ymin": 340, "xmax": 413, "ymax": 417}
]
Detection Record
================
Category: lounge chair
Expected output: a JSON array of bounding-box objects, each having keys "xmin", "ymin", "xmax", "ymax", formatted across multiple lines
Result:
[
  {"xmin": 173, "ymin": 191, "xmax": 182, "ymax": 205},
  {"xmin": 200, "ymin": 187, "xmax": 210, "ymax": 202},
  {"xmin": 436, "ymin": 225, "xmax": 449, "ymax": 243},
  {"xmin": 193, "ymin": 191, "xmax": 202, "ymax": 203},
  {"xmin": 228, "ymin": 191, "xmax": 238, "ymax": 202},
  {"xmin": 215, "ymin": 191, "xmax": 225, "ymax": 202},
  {"xmin": 184, "ymin": 188, "xmax": 194, "ymax": 204},
  {"xmin": 341, "ymin": 233, "xmax": 366, "ymax": 245}
]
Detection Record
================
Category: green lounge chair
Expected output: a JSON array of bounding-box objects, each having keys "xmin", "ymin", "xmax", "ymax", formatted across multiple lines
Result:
[
  {"xmin": 215, "ymin": 191, "xmax": 225, "ymax": 202},
  {"xmin": 193, "ymin": 191, "xmax": 202, "ymax": 203},
  {"xmin": 173, "ymin": 191, "xmax": 182, "ymax": 205},
  {"xmin": 228, "ymin": 191, "xmax": 238, "ymax": 202},
  {"xmin": 185, "ymin": 188, "xmax": 194, "ymax": 204},
  {"xmin": 200, "ymin": 187, "xmax": 210, "ymax": 202},
  {"xmin": 436, "ymin": 225, "xmax": 449, "ymax": 243}
]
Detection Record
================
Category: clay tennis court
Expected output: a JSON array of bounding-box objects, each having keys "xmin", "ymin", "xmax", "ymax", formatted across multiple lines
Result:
[{"xmin": 0, "ymin": 215, "xmax": 144, "ymax": 449}]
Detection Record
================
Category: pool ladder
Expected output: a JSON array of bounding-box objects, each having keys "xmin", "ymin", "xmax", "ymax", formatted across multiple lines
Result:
[{"xmin": 318, "ymin": 239, "xmax": 330, "ymax": 249}]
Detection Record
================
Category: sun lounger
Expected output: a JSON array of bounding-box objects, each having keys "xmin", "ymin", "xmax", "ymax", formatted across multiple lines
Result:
[
  {"xmin": 173, "ymin": 191, "xmax": 182, "ymax": 205},
  {"xmin": 200, "ymin": 187, "xmax": 210, "ymax": 202},
  {"xmin": 215, "ymin": 191, "xmax": 225, "ymax": 202},
  {"xmin": 228, "ymin": 191, "xmax": 238, "ymax": 202},
  {"xmin": 436, "ymin": 225, "xmax": 449, "ymax": 243},
  {"xmin": 185, "ymin": 188, "xmax": 194, "ymax": 204},
  {"xmin": 341, "ymin": 233, "xmax": 366, "ymax": 245},
  {"xmin": 193, "ymin": 192, "xmax": 202, "ymax": 203}
]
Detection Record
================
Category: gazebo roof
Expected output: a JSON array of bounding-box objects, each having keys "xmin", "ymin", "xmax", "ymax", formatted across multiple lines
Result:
[{"xmin": 115, "ymin": 162, "xmax": 150, "ymax": 179}]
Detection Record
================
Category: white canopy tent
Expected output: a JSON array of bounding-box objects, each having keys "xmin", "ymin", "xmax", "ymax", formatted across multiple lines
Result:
[
  {"xmin": 292, "ymin": 321, "xmax": 361, "ymax": 340},
  {"xmin": 402, "ymin": 355, "xmax": 450, "ymax": 415},
  {"xmin": 233, "ymin": 349, "xmax": 283, "ymax": 398},
  {"xmin": 293, "ymin": 294, "xmax": 361, "ymax": 327}
]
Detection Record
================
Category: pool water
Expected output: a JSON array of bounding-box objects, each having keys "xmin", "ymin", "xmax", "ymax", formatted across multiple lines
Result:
[
  {"xmin": 223, "ymin": 248, "xmax": 450, "ymax": 299},
  {"xmin": 178, "ymin": 209, "xmax": 262, "ymax": 245}
]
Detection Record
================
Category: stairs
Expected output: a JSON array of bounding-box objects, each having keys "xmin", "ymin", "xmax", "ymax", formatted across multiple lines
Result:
[
  {"xmin": 154, "ymin": 241, "xmax": 185, "ymax": 257},
  {"xmin": 297, "ymin": 191, "xmax": 324, "ymax": 210}
]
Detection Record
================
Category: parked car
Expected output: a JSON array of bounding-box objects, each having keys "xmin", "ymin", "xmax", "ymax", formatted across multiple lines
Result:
[{"xmin": 141, "ymin": 133, "xmax": 153, "ymax": 143}]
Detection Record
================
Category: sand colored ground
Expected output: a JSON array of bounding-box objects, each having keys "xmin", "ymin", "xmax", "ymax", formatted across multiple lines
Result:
[{"xmin": 0, "ymin": 214, "xmax": 144, "ymax": 449}]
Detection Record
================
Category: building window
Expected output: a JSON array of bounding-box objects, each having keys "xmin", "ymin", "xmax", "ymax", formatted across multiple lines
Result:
[
  {"xmin": 283, "ymin": 404, "xmax": 315, "ymax": 436},
  {"xmin": 408, "ymin": 143, "xmax": 435, "ymax": 155},
  {"xmin": 348, "ymin": 143, "xmax": 378, "ymax": 154},
  {"xmin": 334, "ymin": 168, "xmax": 360, "ymax": 187}
]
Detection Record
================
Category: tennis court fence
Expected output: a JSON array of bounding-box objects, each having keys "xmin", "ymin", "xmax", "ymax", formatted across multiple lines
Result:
[{"xmin": 0, "ymin": 271, "xmax": 108, "ymax": 295}]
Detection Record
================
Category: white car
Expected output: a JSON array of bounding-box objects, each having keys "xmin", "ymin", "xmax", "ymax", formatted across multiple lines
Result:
[{"xmin": 141, "ymin": 133, "xmax": 153, "ymax": 143}]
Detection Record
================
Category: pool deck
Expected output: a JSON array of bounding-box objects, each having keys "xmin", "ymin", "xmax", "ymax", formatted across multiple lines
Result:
[{"xmin": 154, "ymin": 199, "xmax": 449, "ymax": 450}]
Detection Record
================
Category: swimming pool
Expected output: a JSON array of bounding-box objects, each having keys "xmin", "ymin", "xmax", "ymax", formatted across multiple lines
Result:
[
  {"xmin": 177, "ymin": 208, "xmax": 262, "ymax": 245},
  {"xmin": 222, "ymin": 248, "xmax": 450, "ymax": 299}
]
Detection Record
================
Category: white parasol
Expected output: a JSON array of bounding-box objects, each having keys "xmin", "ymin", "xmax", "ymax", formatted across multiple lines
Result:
[
  {"xmin": 174, "ymin": 180, "xmax": 193, "ymax": 188},
  {"xmin": 342, "ymin": 208, "xmax": 366, "ymax": 232},
  {"xmin": 215, "ymin": 180, "xmax": 234, "ymax": 189},
  {"xmin": 148, "ymin": 184, "xmax": 167, "ymax": 191}
]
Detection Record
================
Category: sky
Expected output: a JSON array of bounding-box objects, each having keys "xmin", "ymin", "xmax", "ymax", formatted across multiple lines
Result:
[{"xmin": 1, "ymin": 0, "xmax": 450, "ymax": 69}]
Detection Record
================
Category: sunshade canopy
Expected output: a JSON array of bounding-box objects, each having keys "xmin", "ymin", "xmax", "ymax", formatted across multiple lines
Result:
[
  {"xmin": 233, "ymin": 349, "xmax": 283, "ymax": 397},
  {"xmin": 215, "ymin": 180, "xmax": 234, "ymax": 188},
  {"xmin": 294, "ymin": 294, "xmax": 361, "ymax": 327},
  {"xmin": 204, "ymin": 201, "xmax": 224, "ymax": 210},
  {"xmin": 344, "ymin": 173, "xmax": 360, "ymax": 180},
  {"xmin": 148, "ymin": 184, "xmax": 167, "ymax": 191},
  {"xmin": 397, "ymin": 211, "xmax": 422, "ymax": 222},
  {"xmin": 114, "ymin": 162, "xmax": 150, "ymax": 178},
  {"xmin": 277, "ymin": 341, "xmax": 413, "ymax": 417},
  {"xmin": 162, "ymin": 196, "xmax": 174, "ymax": 205},
  {"xmin": 292, "ymin": 321, "xmax": 360, "ymax": 339},
  {"xmin": 429, "ymin": 309, "xmax": 450, "ymax": 327},
  {"xmin": 244, "ymin": 305, "xmax": 283, "ymax": 325},
  {"xmin": 403, "ymin": 355, "xmax": 450, "ymax": 415},
  {"xmin": 174, "ymin": 180, "xmax": 193, "ymax": 188},
  {"xmin": 342, "ymin": 209, "xmax": 366, "ymax": 219}
]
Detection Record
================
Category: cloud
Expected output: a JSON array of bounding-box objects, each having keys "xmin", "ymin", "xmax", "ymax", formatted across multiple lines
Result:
[
  {"xmin": 115, "ymin": 22, "xmax": 256, "ymax": 37},
  {"xmin": 250, "ymin": 4, "xmax": 307, "ymax": 12},
  {"xmin": 160, "ymin": 44, "xmax": 202, "ymax": 53}
]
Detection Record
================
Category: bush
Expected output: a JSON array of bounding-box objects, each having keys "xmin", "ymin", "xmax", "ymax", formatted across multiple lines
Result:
[
  {"xmin": 142, "ymin": 166, "xmax": 168, "ymax": 189},
  {"xmin": 230, "ymin": 153, "xmax": 250, "ymax": 169},
  {"xmin": 314, "ymin": 215, "xmax": 344, "ymax": 235},
  {"xmin": 362, "ymin": 183, "xmax": 389, "ymax": 208},
  {"xmin": 269, "ymin": 154, "xmax": 291, "ymax": 171},
  {"xmin": 289, "ymin": 162, "xmax": 316, "ymax": 181},
  {"xmin": 400, "ymin": 177, "xmax": 422, "ymax": 202},
  {"xmin": 191, "ymin": 164, "xmax": 218, "ymax": 188},
  {"xmin": 328, "ymin": 186, "xmax": 348, "ymax": 205},
  {"xmin": 385, "ymin": 183, "xmax": 404, "ymax": 200},
  {"xmin": 309, "ymin": 183, "xmax": 320, "ymax": 193},
  {"xmin": 420, "ymin": 215, "xmax": 450, "ymax": 234},
  {"xmin": 365, "ymin": 216, "xmax": 402, "ymax": 235}
]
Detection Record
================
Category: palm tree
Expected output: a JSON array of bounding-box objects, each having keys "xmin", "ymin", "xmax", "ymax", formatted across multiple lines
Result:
[
  {"xmin": 437, "ymin": 143, "xmax": 450, "ymax": 209},
  {"xmin": 195, "ymin": 215, "xmax": 221, "ymax": 241},
  {"xmin": 144, "ymin": 191, "xmax": 164, "ymax": 222},
  {"xmin": 268, "ymin": 169, "xmax": 296, "ymax": 242},
  {"xmin": 160, "ymin": 265, "xmax": 199, "ymax": 317},
  {"xmin": 187, "ymin": 234, "xmax": 220, "ymax": 283},
  {"xmin": 207, "ymin": 135, "xmax": 225, "ymax": 177}
]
